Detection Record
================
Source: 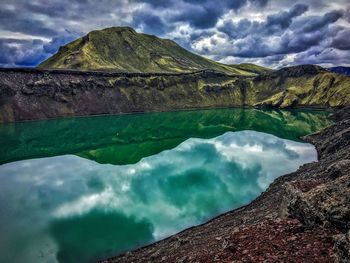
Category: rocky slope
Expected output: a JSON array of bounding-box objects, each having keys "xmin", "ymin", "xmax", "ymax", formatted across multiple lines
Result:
[
  {"xmin": 101, "ymin": 106, "xmax": 350, "ymax": 263},
  {"xmin": 254, "ymin": 65, "xmax": 350, "ymax": 108},
  {"xmin": 38, "ymin": 27, "xmax": 269, "ymax": 75},
  {"xmin": 0, "ymin": 65, "xmax": 349, "ymax": 123},
  {"xmin": 0, "ymin": 68, "xmax": 245, "ymax": 123}
]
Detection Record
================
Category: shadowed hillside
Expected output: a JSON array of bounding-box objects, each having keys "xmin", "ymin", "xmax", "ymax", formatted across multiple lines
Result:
[{"xmin": 0, "ymin": 66, "xmax": 349, "ymax": 123}]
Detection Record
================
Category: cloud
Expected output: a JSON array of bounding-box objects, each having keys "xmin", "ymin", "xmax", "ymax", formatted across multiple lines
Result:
[
  {"xmin": 0, "ymin": 38, "xmax": 47, "ymax": 67},
  {"xmin": 331, "ymin": 28, "xmax": 350, "ymax": 50},
  {"xmin": 192, "ymin": 3, "xmax": 349, "ymax": 66},
  {"xmin": 250, "ymin": 0, "xmax": 269, "ymax": 8},
  {"xmin": 0, "ymin": 129, "xmax": 318, "ymax": 262},
  {"xmin": 131, "ymin": 0, "xmax": 175, "ymax": 8},
  {"xmin": 166, "ymin": 0, "xmax": 245, "ymax": 29},
  {"xmin": 43, "ymin": 31, "xmax": 81, "ymax": 54},
  {"xmin": 292, "ymin": 10, "xmax": 343, "ymax": 33},
  {"xmin": 0, "ymin": 8, "xmax": 58, "ymax": 37},
  {"xmin": 0, "ymin": 30, "xmax": 80, "ymax": 67},
  {"xmin": 345, "ymin": 7, "xmax": 350, "ymax": 22},
  {"xmin": 217, "ymin": 4, "xmax": 308, "ymax": 40},
  {"xmin": 168, "ymin": 0, "xmax": 269, "ymax": 29},
  {"xmin": 265, "ymin": 4, "xmax": 309, "ymax": 32},
  {"xmin": 132, "ymin": 11, "xmax": 168, "ymax": 35},
  {"xmin": 293, "ymin": 46, "xmax": 350, "ymax": 66}
]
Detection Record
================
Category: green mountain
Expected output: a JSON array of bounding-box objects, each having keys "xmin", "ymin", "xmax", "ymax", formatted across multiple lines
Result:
[{"xmin": 38, "ymin": 27, "xmax": 270, "ymax": 75}]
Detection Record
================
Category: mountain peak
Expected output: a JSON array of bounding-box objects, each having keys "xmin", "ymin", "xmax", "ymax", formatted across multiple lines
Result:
[
  {"xmin": 268, "ymin": 64, "xmax": 326, "ymax": 77},
  {"xmin": 91, "ymin": 26, "xmax": 137, "ymax": 34},
  {"xmin": 38, "ymin": 26, "xmax": 269, "ymax": 75}
]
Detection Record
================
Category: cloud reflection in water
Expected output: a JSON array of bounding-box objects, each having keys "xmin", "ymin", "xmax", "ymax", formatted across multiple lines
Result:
[{"xmin": 0, "ymin": 131, "xmax": 317, "ymax": 263}]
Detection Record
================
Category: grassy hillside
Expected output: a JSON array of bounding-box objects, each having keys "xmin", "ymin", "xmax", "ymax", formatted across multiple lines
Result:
[
  {"xmin": 253, "ymin": 65, "xmax": 350, "ymax": 108},
  {"xmin": 231, "ymin": 63, "xmax": 273, "ymax": 74},
  {"xmin": 38, "ymin": 27, "xmax": 269, "ymax": 75}
]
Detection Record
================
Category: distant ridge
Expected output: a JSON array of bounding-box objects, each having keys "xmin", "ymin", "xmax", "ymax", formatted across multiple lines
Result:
[
  {"xmin": 328, "ymin": 66, "xmax": 350, "ymax": 76},
  {"xmin": 38, "ymin": 27, "xmax": 270, "ymax": 76}
]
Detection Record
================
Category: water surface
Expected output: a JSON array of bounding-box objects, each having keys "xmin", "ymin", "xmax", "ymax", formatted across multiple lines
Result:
[{"xmin": 0, "ymin": 108, "xmax": 331, "ymax": 263}]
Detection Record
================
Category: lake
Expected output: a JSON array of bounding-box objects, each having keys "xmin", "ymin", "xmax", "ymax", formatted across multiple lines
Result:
[{"xmin": 0, "ymin": 108, "xmax": 331, "ymax": 263}]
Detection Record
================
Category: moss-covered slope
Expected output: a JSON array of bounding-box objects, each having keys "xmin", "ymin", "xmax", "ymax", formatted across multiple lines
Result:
[
  {"xmin": 38, "ymin": 27, "xmax": 269, "ymax": 75},
  {"xmin": 231, "ymin": 63, "xmax": 273, "ymax": 75},
  {"xmin": 254, "ymin": 65, "xmax": 350, "ymax": 108}
]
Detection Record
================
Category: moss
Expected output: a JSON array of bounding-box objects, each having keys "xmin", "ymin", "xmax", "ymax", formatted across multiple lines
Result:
[
  {"xmin": 38, "ymin": 27, "xmax": 266, "ymax": 76},
  {"xmin": 253, "ymin": 70, "xmax": 350, "ymax": 108},
  {"xmin": 107, "ymin": 78, "xmax": 119, "ymax": 86},
  {"xmin": 230, "ymin": 63, "xmax": 272, "ymax": 75}
]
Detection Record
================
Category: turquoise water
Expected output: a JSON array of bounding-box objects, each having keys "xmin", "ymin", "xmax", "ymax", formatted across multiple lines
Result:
[{"xmin": 0, "ymin": 108, "xmax": 331, "ymax": 263}]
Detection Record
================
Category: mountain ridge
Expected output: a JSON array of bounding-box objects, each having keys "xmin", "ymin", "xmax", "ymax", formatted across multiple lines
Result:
[
  {"xmin": 328, "ymin": 66, "xmax": 350, "ymax": 76},
  {"xmin": 38, "ymin": 26, "xmax": 270, "ymax": 76}
]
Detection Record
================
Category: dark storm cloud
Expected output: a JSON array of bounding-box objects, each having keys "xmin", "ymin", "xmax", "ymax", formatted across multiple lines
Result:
[
  {"xmin": 197, "ymin": 3, "xmax": 349, "ymax": 66},
  {"xmin": 218, "ymin": 4, "xmax": 308, "ymax": 39},
  {"xmin": 331, "ymin": 29, "xmax": 350, "ymax": 50},
  {"xmin": 275, "ymin": 10, "xmax": 345, "ymax": 55},
  {"xmin": 250, "ymin": 0, "xmax": 269, "ymax": 8},
  {"xmin": 169, "ymin": 0, "xmax": 269, "ymax": 29},
  {"xmin": 7, "ymin": 0, "xmax": 122, "ymax": 20},
  {"xmin": 0, "ymin": 8, "xmax": 58, "ymax": 37},
  {"xmin": 280, "ymin": 25, "xmax": 342, "ymax": 53},
  {"xmin": 131, "ymin": 0, "xmax": 174, "ymax": 8},
  {"xmin": 169, "ymin": 1, "xmax": 244, "ymax": 29},
  {"xmin": 292, "ymin": 10, "xmax": 344, "ymax": 33},
  {"xmin": 0, "ymin": 38, "xmax": 47, "ymax": 67},
  {"xmin": 293, "ymin": 46, "xmax": 350, "ymax": 66},
  {"xmin": 345, "ymin": 7, "xmax": 350, "ymax": 22},
  {"xmin": 0, "ymin": 31, "xmax": 80, "ymax": 67},
  {"xmin": 132, "ymin": 11, "xmax": 168, "ymax": 35},
  {"xmin": 20, "ymin": 1, "xmax": 70, "ymax": 18},
  {"xmin": 265, "ymin": 4, "xmax": 309, "ymax": 31},
  {"xmin": 217, "ymin": 19, "xmax": 254, "ymax": 39}
]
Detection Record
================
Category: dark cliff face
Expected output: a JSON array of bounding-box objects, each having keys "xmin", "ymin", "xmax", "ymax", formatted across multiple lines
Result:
[
  {"xmin": 0, "ymin": 66, "xmax": 349, "ymax": 123},
  {"xmin": 0, "ymin": 69, "xmax": 253, "ymax": 123}
]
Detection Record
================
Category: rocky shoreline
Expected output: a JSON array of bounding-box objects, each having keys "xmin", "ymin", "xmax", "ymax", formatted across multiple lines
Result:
[{"xmin": 101, "ymin": 106, "xmax": 350, "ymax": 263}]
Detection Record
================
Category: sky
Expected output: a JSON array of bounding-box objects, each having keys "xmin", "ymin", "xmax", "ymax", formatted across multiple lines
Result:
[{"xmin": 0, "ymin": 0, "xmax": 349, "ymax": 68}]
